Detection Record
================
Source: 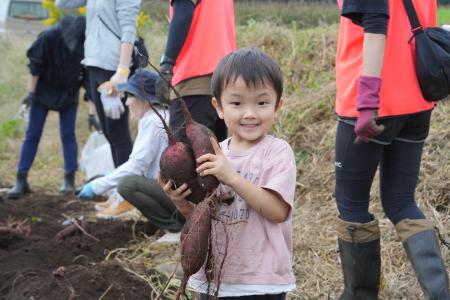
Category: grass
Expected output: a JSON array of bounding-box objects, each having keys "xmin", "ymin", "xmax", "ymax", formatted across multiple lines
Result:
[
  {"xmin": 0, "ymin": 6, "xmax": 449, "ymax": 299},
  {"xmin": 141, "ymin": 1, "xmax": 340, "ymax": 29},
  {"xmin": 438, "ymin": 6, "xmax": 450, "ymax": 25}
]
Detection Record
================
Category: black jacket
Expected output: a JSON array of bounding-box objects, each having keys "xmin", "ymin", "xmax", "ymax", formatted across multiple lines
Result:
[{"xmin": 27, "ymin": 16, "xmax": 85, "ymax": 110}]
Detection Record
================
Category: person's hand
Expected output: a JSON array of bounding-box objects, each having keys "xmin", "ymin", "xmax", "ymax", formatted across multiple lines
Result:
[
  {"xmin": 354, "ymin": 110, "xmax": 384, "ymax": 143},
  {"xmin": 17, "ymin": 92, "xmax": 36, "ymax": 120},
  {"xmin": 22, "ymin": 91, "xmax": 36, "ymax": 108},
  {"xmin": 196, "ymin": 137, "xmax": 237, "ymax": 186},
  {"xmin": 160, "ymin": 178, "xmax": 194, "ymax": 217},
  {"xmin": 155, "ymin": 63, "xmax": 173, "ymax": 104},
  {"xmin": 354, "ymin": 76, "xmax": 385, "ymax": 143},
  {"xmin": 88, "ymin": 114, "xmax": 100, "ymax": 131},
  {"xmin": 77, "ymin": 183, "xmax": 96, "ymax": 200},
  {"xmin": 100, "ymin": 90, "xmax": 124, "ymax": 120},
  {"xmin": 110, "ymin": 66, "xmax": 129, "ymax": 87}
]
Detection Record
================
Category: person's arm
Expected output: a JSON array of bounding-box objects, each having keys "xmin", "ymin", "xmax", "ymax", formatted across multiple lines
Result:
[
  {"xmin": 27, "ymin": 75, "xmax": 39, "ymax": 93},
  {"xmin": 55, "ymin": 0, "xmax": 86, "ymax": 9},
  {"xmin": 196, "ymin": 138, "xmax": 292, "ymax": 223},
  {"xmin": 90, "ymin": 118, "xmax": 160, "ymax": 194},
  {"xmin": 341, "ymin": 1, "xmax": 388, "ymax": 75},
  {"xmin": 162, "ymin": 0, "xmax": 195, "ymax": 64},
  {"xmin": 110, "ymin": 0, "xmax": 140, "ymax": 84},
  {"xmin": 341, "ymin": 0, "xmax": 388, "ymax": 142}
]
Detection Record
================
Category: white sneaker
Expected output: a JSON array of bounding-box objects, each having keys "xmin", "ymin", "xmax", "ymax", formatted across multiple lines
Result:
[{"xmin": 153, "ymin": 230, "xmax": 181, "ymax": 244}]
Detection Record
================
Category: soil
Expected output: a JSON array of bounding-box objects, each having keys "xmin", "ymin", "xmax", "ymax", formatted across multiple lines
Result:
[{"xmin": 0, "ymin": 192, "xmax": 157, "ymax": 300}]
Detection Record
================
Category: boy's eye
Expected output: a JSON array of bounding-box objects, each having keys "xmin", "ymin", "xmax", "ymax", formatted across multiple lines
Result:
[
  {"xmin": 230, "ymin": 101, "xmax": 241, "ymax": 106},
  {"xmin": 258, "ymin": 101, "xmax": 269, "ymax": 106}
]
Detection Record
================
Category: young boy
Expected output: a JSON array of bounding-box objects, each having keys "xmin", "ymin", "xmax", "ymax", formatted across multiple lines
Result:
[
  {"xmin": 77, "ymin": 71, "xmax": 184, "ymax": 234},
  {"xmin": 162, "ymin": 47, "xmax": 297, "ymax": 299}
]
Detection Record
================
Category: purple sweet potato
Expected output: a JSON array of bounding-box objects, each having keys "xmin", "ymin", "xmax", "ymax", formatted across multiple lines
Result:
[
  {"xmin": 159, "ymin": 140, "xmax": 207, "ymax": 204},
  {"xmin": 149, "ymin": 104, "xmax": 206, "ymax": 204},
  {"xmin": 179, "ymin": 99, "xmax": 220, "ymax": 194},
  {"xmin": 177, "ymin": 201, "xmax": 211, "ymax": 299}
]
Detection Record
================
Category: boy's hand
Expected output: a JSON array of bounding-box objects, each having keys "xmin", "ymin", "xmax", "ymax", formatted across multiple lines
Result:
[
  {"xmin": 196, "ymin": 138, "xmax": 238, "ymax": 186},
  {"xmin": 159, "ymin": 176, "xmax": 193, "ymax": 217}
]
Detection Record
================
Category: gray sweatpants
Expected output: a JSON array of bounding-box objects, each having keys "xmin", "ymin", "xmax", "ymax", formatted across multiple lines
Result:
[{"xmin": 117, "ymin": 175, "xmax": 185, "ymax": 232}]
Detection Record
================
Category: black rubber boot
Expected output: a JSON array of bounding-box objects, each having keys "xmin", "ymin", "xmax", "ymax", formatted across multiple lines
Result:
[
  {"xmin": 337, "ymin": 217, "xmax": 380, "ymax": 300},
  {"xmin": 397, "ymin": 219, "xmax": 450, "ymax": 300},
  {"xmin": 7, "ymin": 172, "xmax": 31, "ymax": 199},
  {"xmin": 60, "ymin": 171, "xmax": 75, "ymax": 195}
]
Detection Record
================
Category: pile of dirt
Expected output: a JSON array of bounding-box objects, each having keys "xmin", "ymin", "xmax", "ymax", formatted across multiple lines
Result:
[{"xmin": 0, "ymin": 193, "xmax": 155, "ymax": 299}]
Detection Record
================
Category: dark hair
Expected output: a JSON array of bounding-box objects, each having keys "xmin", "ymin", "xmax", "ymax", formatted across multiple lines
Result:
[{"xmin": 212, "ymin": 47, "xmax": 283, "ymax": 103}]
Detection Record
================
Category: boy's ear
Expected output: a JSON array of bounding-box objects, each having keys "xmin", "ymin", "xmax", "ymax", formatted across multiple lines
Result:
[
  {"xmin": 275, "ymin": 98, "xmax": 284, "ymax": 113},
  {"xmin": 212, "ymin": 97, "xmax": 224, "ymax": 119}
]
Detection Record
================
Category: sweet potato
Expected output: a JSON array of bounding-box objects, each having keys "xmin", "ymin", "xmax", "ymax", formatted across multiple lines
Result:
[
  {"xmin": 177, "ymin": 201, "xmax": 211, "ymax": 299},
  {"xmin": 159, "ymin": 141, "xmax": 207, "ymax": 204},
  {"xmin": 146, "ymin": 103, "xmax": 206, "ymax": 204},
  {"xmin": 179, "ymin": 99, "xmax": 220, "ymax": 194}
]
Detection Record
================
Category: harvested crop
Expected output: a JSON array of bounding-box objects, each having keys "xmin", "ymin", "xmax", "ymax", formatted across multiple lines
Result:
[{"xmin": 179, "ymin": 99, "xmax": 220, "ymax": 194}]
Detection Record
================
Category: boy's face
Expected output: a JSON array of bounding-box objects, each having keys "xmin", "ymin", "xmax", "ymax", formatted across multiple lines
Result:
[
  {"xmin": 213, "ymin": 76, "xmax": 283, "ymax": 149},
  {"xmin": 125, "ymin": 95, "xmax": 149, "ymax": 120}
]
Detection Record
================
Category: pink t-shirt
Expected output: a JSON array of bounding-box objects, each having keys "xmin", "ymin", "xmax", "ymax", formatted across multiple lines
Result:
[{"xmin": 192, "ymin": 135, "xmax": 297, "ymax": 285}]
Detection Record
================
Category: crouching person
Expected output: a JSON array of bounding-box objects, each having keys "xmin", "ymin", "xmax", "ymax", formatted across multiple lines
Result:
[
  {"xmin": 77, "ymin": 70, "xmax": 185, "ymax": 234},
  {"xmin": 8, "ymin": 15, "xmax": 86, "ymax": 199}
]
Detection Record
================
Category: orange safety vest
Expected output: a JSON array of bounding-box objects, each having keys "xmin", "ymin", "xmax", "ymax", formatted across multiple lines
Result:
[
  {"xmin": 335, "ymin": 0, "xmax": 436, "ymax": 118},
  {"xmin": 169, "ymin": 0, "xmax": 236, "ymax": 86}
]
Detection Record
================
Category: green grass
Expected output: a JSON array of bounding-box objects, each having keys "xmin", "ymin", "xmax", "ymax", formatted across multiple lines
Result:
[
  {"xmin": 141, "ymin": 1, "xmax": 339, "ymax": 29},
  {"xmin": 438, "ymin": 6, "xmax": 450, "ymax": 25}
]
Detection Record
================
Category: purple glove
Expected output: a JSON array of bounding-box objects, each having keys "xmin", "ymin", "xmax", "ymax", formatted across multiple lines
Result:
[{"xmin": 354, "ymin": 76, "xmax": 385, "ymax": 143}]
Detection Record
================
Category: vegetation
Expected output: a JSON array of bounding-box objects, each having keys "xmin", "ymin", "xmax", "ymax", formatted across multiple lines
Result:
[{"xmin": 0, "ymin": 3, "xmax": 449, "ymax": 299}]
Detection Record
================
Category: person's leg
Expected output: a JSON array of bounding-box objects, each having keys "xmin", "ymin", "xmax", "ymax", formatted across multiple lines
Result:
[
  {"xmin": 335, "ymin": 121, "xmax": 383, "ymax": 223},
  {"xmin": 88, "ymin": 67, "xmax": 132, "ymax": 167},
  {"xmin": 169, "ymin": 95, "xmax": 219, "ymax": 144},
  {"xmin": 334, "ymin": 121, "xmax": 383, "ymax": 300},
  {"xmin": 381, "ymin": 140, "xmax": 449, "ymax": 299},
  {"xmin": 8, "ymin": 102, "xmax": 48, "ymax": 199},
  {"xmin": 103, "ymin": 102, "xmax": 132, "ymax": 166},
  {"xmin": 59, "ymin": 102, "xmax": 78, "ymax": 193},
  {"xmin": 118, "ymin": 176, "xmax": 185, "ymax": 232},
  {"xmin": 379, "ymin": 140, "xmax": 426, "ymax": 224},
  {"xmin": 18, "ymin": 102, "xmax": 49, "ymax": 173}
]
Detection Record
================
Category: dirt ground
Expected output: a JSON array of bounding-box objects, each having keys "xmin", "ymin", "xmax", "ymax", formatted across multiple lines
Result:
[{"xmin": 0, "ymin": 191, "xmax": 157, "ymax": 300}]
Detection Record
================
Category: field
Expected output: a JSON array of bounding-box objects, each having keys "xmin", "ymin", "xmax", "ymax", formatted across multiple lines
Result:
[{"xmin": 0, "ymin": 3, "xmax": 449, "ymax": 300}]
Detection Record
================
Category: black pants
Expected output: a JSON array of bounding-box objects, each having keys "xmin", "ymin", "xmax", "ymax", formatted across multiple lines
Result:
[
  {"xmin": 335, "ymin": 110, "xmax": 432, "ymax": 224},
  {"xmin": 200, "ymin": 293, "xmax": 286, "ymax": 300},
  {"xmin": 169, "ymin": 95, "xmax": 227, "ymax": 145},
  {"xmin": 117, "ymin": 176, "xmax": 185, "ymax": 232},
  {"xmin": 87, "ymin": 67, "xmax": 132, "ymax": 167}
]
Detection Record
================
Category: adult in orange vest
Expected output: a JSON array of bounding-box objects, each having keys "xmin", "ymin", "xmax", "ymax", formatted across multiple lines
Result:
[
  {"xmin": 155, "ymin": 0, "xmax": 236, "ymax": 144},
  {"xmin": 334, "ymin": 1, "xmax": 449, "ymax": 299}
]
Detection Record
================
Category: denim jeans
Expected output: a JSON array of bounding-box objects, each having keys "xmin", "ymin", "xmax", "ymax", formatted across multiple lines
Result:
[{"xmin": 18, "ymin": 101, "xmax": 78, "ymax": 173}]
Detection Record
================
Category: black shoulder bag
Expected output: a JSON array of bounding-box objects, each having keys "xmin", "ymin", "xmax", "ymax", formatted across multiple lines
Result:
[
  {"xmin": 98, "ymin": 15, "xmax": 149, "ymax": 71},
  {"xmin": 403, "ymin": 0, "xmax": 450, "ymax": 101}
]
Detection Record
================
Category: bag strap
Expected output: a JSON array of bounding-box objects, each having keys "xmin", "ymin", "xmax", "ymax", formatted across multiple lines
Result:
[
  {"xmin": 402, "ymin": 0, "xmax": 423, "ymax": 33},
  {"xmin": 98, "ymin": 15, "xmax": 121, "ymax": 40}
]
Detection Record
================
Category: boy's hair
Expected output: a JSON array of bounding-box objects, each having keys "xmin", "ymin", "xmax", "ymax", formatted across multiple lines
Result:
[{"xmin": 212, "ymin": 47, "xmax": 283, "ymax": 103}]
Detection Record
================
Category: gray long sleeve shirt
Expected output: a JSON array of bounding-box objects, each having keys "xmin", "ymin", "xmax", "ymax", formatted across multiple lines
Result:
[{"xmin": 55, "ymin": 0, "xmax": 140, "ymax": 71}]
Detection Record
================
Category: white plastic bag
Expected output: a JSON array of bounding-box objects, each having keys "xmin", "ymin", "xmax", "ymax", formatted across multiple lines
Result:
[{"xmin": 79, "ymin": 131, "xmax": 115, "ymax": 181}]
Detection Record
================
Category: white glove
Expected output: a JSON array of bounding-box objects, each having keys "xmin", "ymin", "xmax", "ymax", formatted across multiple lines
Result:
[
  {"xmin": 17, "ymin": 104, "xmax": 29, "ymax": 120},
  {"xmin": 100, "ymin": 91, "xmax": 124, "ymax": 120}
]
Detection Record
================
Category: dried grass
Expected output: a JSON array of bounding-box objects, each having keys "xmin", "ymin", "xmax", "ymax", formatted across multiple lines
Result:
[{"xmin": 1, "ymin": 18, "xmax": 449, "ymax": 300}]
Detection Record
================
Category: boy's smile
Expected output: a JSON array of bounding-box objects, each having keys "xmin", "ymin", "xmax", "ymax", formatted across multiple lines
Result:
[{"xmin": 213, "ymin": 77, "xmax": 283, "ymax": 150}]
